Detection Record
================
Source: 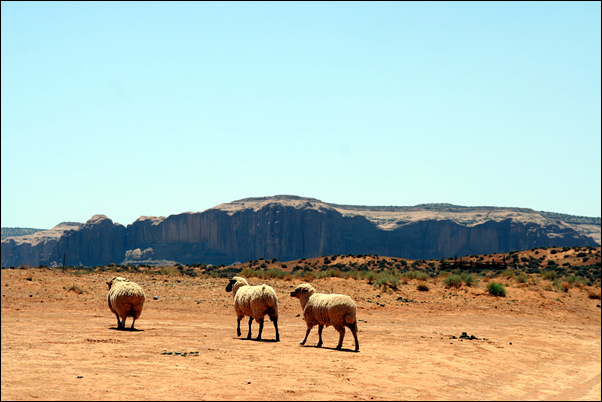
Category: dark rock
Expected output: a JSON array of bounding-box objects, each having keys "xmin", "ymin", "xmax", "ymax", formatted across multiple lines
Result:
[{"xmin": 2, "ymin": 196, "xmax": 600, "ymax": 267}]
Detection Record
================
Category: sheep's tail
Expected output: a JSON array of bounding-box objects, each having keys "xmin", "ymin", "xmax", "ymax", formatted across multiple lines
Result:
[
  {"xmin": 268, "ymin": 296, "xmax": 279, "ymax": 316},
  {"xmin": 261, "ymin": 284, "xmax": 279, "ymax": 316},
  {"xmin": 344, "ymin": 310, "xmax": 356, "ymax": 325}
]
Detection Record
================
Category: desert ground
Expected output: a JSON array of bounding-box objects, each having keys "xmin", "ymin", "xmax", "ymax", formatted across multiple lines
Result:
[{"xmin": 1, "ymin": 265, "xmax": 600, "ymax": 401}]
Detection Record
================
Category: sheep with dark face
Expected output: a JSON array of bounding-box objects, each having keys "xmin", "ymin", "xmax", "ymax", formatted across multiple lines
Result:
[
  {"xmin": 106, "ymin": 276, "xmax": 146, "ymax": 330},
  {"xmin": 226, "ymin": 276, "xmax": 279, "ymax": 341},
  {"xmin": 290, "ymin": 283, "xmax": 359, "ymax": 352}
]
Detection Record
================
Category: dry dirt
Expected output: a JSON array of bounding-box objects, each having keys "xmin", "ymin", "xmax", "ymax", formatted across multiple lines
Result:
[{"xmin": 1, "ymin": 268, "xmax": 600, "ymax": 401}]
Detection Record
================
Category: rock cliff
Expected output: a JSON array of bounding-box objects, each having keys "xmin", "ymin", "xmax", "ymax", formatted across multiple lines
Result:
[{"xmin": 2, "ymin": 195, "xmax": 600, "ymax": 267}]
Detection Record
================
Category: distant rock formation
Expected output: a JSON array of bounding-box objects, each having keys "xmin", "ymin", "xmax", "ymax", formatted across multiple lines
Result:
[
  {"xmin": 2, "ymin": 195, "xmax": 600, "ymax": 267},
  {"xmin": 1, "ymin": 227, "xmax": 48, "ymax": 240}
]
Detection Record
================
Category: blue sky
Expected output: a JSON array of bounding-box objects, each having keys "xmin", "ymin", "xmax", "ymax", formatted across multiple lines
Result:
[{"xmin": 2, "ymin": 1, "xmax": 600, "ymax": 229}]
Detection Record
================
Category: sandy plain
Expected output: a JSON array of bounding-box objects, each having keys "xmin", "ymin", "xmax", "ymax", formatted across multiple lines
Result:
[{"xmin": 1, "ymin": 266, "xmax": 600, "ymax": 401}]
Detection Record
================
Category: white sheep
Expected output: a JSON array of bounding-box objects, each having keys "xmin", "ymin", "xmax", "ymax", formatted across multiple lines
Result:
[
  {"xmin": 290, "ymin": 283, "xmax": 359, "ymax": 352},
  {"xmin": 225, "ymin": 276, "xmax": 279, "ymax": 341},
  {"xmin": 106, "ymin": 276, "xmax": 146, "ymax": 330}
]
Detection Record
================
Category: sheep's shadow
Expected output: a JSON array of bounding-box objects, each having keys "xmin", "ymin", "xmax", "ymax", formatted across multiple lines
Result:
[
  {"xmin": 233, "ymin": 337, "xmax": 279, "ymax": 343},
  {"xmin": 109, "ymin": 327, "xmax": 144, "ymax": 332},
  {"xmin": 301, "ymin": 344, "xmax": 359, "ymax": 353}
]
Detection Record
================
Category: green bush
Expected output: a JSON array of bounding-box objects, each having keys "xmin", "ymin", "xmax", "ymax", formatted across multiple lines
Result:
[
  {"xmin": 444, "ymin": 274, "xmax": 463, "ymax": 288},
  {"xmin": 460, "ymin": 273, "xmax": 476, "ymax": 287},
  {"xmin": 443, "ymin": 273, "xmax": 475, "ymax": 288},
  {"xmin": 487, "ymin": 282, "xmax": 506, "ymax": 297},
  {"xmin": 403, "ymin": 271, "xmax": 429, "ymax": 281},
  {"xmin": 373, "ymin": 272, "xmax": 400, "ymax": 290},
  {"xmin": 159, "ymin": 267, "xmax": 181, "ymax": 276},
  {"xmin": 542, "ymin": 270, "xmax": 556, "ymax": 280},
  {"xmin": 364, "ymin": 271, "xmax": 377, "ymax": 284}
]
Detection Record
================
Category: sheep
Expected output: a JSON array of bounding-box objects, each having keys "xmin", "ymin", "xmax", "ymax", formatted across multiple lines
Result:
[
  {"xmin": 225, "ymin": 276, "xmax": 279, "ymax": 342},
  {"xmin": 106, "ymin": 276, "xmax": 146, "ymax": 330},
  {"xmin": 290, "ymin": 283, "xmax": 359, "ymax": 352}
]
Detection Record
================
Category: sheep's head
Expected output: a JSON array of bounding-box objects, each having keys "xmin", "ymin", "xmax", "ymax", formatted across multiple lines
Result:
[
  {"xmin": 106, "ymin": 276, "xmax": 127, "ymax": 290},
  {"xmin": 226, "ymin": 276, "xmax": 249, "ymax": 293},
  {"xmin": 290, "ymin": 283, "xmax": 316, "ymax": 298}
]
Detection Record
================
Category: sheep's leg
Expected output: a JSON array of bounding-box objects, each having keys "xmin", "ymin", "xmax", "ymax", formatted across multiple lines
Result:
[
  {"xmin": 347, "ymin": 322, "xmax": 359, "ymax": 352},
  {"xmin": 115, "ymin": 313, "xmax": 122, "ymax": 329},
  {"xmin": 246, "ymin": 316, "xmax": 253, "ymax": 339},
  {"xmin": 236, "ymin": 317, "xmax": 242, "ymax": 337},
  {"xmin": 317, "ymin": 324, "xmax": 324, "ymax": 348},
  {"xmin": 120, "ymin": 317, "xmax": 127, "ymax": 330},
  {"xmin": 130, "ymin": 318, "xmax": 136, "ymax": 330},
  {"xmin": 270, "ymin": 315, "xmax": 279, "ymax": 342},
  {"xmin": 300, "ymin": 325, "xmax": 313, "ymax": 345},
  {"xmin": 256, "ymin": 318, "xmax": 264, "ymax": 341},
  {"xmin": 336, "ymin": 325, "xmax": 346, "ymax": 350}
]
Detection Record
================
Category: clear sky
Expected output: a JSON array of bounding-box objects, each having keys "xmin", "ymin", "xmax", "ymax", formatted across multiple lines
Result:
[{"xmin": 2, "ymin": 1, "xmax": 601, "ymax": 229}]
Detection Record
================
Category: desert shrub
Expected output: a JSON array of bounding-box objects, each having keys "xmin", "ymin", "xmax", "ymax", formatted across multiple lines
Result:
[
  {"xmin": 444, "ymin": 274, "xmax": 463, "ymax": 288},
  {"xmin": 261, "ymin": 268, "xmax": 288, "ymax": 280},
  {"xmin": 542, "ymin": 270, "xmax": 556, "ymax": 280},
  {"xmin": 515, "ymin": 273, "xmax": 528, "ymax": 283},
  {"xmin": 239, "ymin": 267, "xmax": 258, "ymax": 277},
  {"xmin": 552, "ymin": 279, "xmax": 571, "ymax": 292},
  {"xmin": 487, "ymin": 282, "xmax": 506, "ymax": 297},
  {"xmin": 67, "ymin": 285, "xmax": 84, "ymax": 294},
  {"xmin": 303, "ymin": 271, "xmax": 315, "ymax": 282},
  {"xmin": 565, "ymin": 275, "xmax": 583, "ymax": 285},
  {"xmin": 403, "ymin": 271, "xmax": 429, "ymax": 281},
  {"xmin": 438, "ymin": 271, "xmax": 451, "ymax": 279},
  {"xmin": 183, "ymin": 268, "xmax": 198, "ymax": 277},
  {"xmin": 527, "ymin": 259, "xmax": 542, "ymax": 270},
  {"xmin": 373, "ymin": 272, "xmax": 400, "ymax": 290},
  {"xmin": 417, "ymin": 282, "xmax": 429, "ymax": 291},
  {"xmin": 461, "ymin": 273, "xmax": 476, "ymax": 287},
  {"xmin": 588, "ymin": 289, "xmax": 601, "ymax": 300},
  {"xmin": 364, "ymin": 271, "xmax": 377, "ymax": 284},
  {"xmin": 208, "ymin": 267, "xmax": 240, "ymax": 278},
  {"xmin": 159, "ymin": 267, "xmax": 181, "ymax": 276},
  {"xmin": 316, "ymin": 268, "xmax": 344, "ymax": 279},
  {"xmin": 241, "ymin": 267, "xmax": 288, "ymax": 280}
]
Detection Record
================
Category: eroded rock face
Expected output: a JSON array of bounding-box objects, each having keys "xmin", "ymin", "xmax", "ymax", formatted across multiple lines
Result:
[
  {"xmin": 1, "ymin": 196, "xmax": 599, "ymax": 267},
  {"xmin": 1, "ymin": 216, "xmax": 126, "ymax": 267}
]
